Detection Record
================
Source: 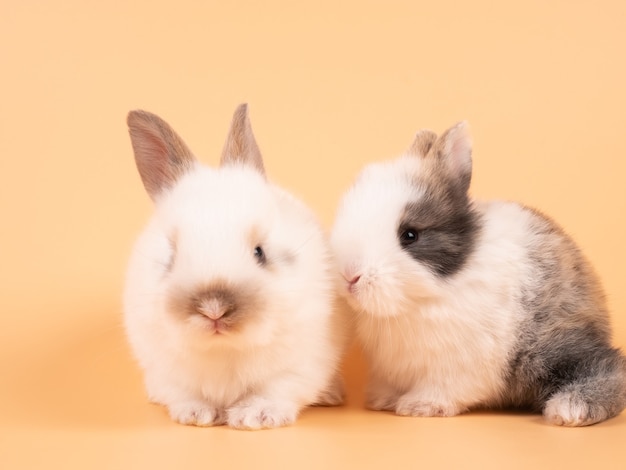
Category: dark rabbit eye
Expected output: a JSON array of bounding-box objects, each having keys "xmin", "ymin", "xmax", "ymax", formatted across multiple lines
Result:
[
  {"xmin": 399, "ymin": 228, "xmax": 419, "ymax": 247},
  {"xmin": 254, "ymin": 245, "xmax": 266, "ymax": 265}
]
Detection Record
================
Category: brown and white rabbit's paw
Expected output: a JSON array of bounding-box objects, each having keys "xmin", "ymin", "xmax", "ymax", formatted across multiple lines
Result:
[
  {"xmin": 543, "ymin": 392, "xmax": 606, "ymax": 427},
  {"xmin": 168, "ymin": 401, "xmax": 225, "ymax": 427},
  {"xmin": 395, "ymin": 394, "xmax": 464, "ymax": 417},
  {"xmin": 227, "ymin": 397, "xmax": 298, "ymax": 430}
]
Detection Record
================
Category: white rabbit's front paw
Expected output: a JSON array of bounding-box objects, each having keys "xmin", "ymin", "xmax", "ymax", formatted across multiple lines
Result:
[
  {"xmin": 167, "ymin": 401, "xmax": 224, "ymax": 427},
  {"xmin": 227, "ymin": 397, "xmax": 298, "ymax": 430},
  {"xmin": 395, "ymin": 394, "xmax": 464, "ymax": 417}
]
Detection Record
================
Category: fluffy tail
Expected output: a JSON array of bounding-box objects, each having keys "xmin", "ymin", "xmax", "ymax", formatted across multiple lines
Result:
[{"xmin": 542, "ymin": 348, "xmax": 626, "ymax": 426}]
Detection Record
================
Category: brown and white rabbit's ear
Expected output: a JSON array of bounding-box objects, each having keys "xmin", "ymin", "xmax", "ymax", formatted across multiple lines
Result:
[
  {"xmin": 220, "ymin": 103, "xmax": 265, "ymax": 176},
  {"xmin": 407, "ymin": 129, "xmax": 438, "ymax": 158},
  {"xmin": 430, "ymin": 121, "xmax": 473, "ymax": 192},
  {"xmin": 127, "ymin": 110, "xmax": 196, "ymax": 201}
]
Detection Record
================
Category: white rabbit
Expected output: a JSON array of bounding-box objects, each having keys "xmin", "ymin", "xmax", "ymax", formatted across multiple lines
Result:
[
  {"xmin": 124, "ymin": 104, "xmax": 346, "ymax": 429},
  {"xmin": 331, "ymin": 122, "xmax": 626, "ymax": 426}
]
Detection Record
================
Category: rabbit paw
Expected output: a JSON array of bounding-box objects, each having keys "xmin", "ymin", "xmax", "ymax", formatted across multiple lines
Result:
[
  {"xmin": 167, "ymin": 401, "xmax": 225, "ymax": 427},
  {"xmin": 227, "ymin": 397, "xmax": 298, "ymax": 430},
  {"xmin": 543, "ymin": 392, "xmax": 605, "ymax": 427},
  {"xmin": 395, "ymin": 395, "xmax": 463, "ymax": 417}
]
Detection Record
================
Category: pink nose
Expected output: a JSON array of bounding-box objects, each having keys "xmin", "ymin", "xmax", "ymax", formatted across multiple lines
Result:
[
  {"xmin": 197, "ymin": 298, "xmax": 231, "ymax": 320},
  {"xmin": 345, "ymin": 274, "xmax": 361, "ymax": 293}
]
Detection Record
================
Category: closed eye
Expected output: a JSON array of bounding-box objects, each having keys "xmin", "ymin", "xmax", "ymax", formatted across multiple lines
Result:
[{"xmin": 161, "ymin": 236, "xmax": 177, "ymax": 273}]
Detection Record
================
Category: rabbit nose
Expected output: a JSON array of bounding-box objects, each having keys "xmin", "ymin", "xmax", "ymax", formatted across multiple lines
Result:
[
  {"xmin": 196, "ymin": 297, "xmax": 233, "ymax": 320},
  {"xmin": 343, "ymin": 273, "xmax": 361, "ymax": 294}
]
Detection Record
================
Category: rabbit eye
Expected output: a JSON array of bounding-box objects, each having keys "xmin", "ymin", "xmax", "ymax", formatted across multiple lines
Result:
[
  {"xmin": 163, "ymin": 237, "xmax": 177, "ymax": 272},
  {"xmin": 254, "ymin": 245, "xmax": 267, "ymax": 265},
  {"xmin": 399, "ymin": 228, "xmax": 419, "ymax": 247}
]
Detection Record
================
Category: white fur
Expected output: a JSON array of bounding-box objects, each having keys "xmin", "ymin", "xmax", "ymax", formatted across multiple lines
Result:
[
  {"xmin": 331, "ymin": 152, "xmax": 542, "ymax": 415},
  {"xmin": 543, "ymin": 392, "xmax": 596, "ymax": 427},
  {"xmin": 125, "ymin": 164, "xmax": 346, "ymax": 429}
]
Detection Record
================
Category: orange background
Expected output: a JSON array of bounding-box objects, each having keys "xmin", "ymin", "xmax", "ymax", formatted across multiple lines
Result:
[{"xmin": 1, "ymin": 1, "xmax": 625, "ymax": 468}]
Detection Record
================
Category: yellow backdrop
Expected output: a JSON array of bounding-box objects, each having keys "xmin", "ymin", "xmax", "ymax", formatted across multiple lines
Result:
[{"xmin": 1, "ymin": 1, "xmax": 625, "ymax": 468}]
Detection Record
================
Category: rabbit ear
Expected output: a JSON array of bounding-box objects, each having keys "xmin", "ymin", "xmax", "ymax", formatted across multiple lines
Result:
[
  {"xmin": 407, "ymin": 129, "xmax": 438, "ymax": 157},
  {"xmin": 431, "ymin": 121, "xmax": 472, "ymax": 191},
  {"xmin": 127, "ymin": 110, "xmax": 196, "ymax": 200},
  {"xmin": 220, "ymin": 103, "xmax": 265, "ymax": 175}
]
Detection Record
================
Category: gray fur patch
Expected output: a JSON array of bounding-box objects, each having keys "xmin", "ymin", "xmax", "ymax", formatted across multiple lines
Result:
[
  {"xmin": 399, "ymin": 184, "xmax": 481, "ymax": 277},
  {"xmin": 500, "ymin": 207, "xmax": 626, "ymax": 421}
]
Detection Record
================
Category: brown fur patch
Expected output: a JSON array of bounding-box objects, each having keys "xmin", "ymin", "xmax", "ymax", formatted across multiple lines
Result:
[
  {"xmin": 407, "ymin": 129, "xmax": 437, "ymax": 157},
  {"xmin": 426, "ymin": 122, "xmax": 472, "ymax": 197},
  {"xmin": 220, "ymin": 104, "xmax": 265, "ymax": 175},
  {"xmin": 127, "ymin": 110, "xmax": 196, "ymax": 200},
  {"xmin": 167, "ymin": 279, "xmax": 265, "ymax": 332}
]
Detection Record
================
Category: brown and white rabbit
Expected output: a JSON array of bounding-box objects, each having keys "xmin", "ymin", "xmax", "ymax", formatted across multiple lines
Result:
[
  {"xmin": 330, "ymin": 122, "xmax": 626, "ymax": 426},
  {"xmin": 124, "ymin": 105, "xmax": 346, "ymax": 429}
]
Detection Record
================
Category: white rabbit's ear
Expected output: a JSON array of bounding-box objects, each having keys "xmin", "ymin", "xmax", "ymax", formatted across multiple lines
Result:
[
  {"xmin": 220, "ymin": 103, "xmax": 265, "ymax": 175},
  {"xmin": 127, "ymin": 110, "xmax": 196, "ymax": 200},
  {"xmin": 432, "ymin": 121, "xmax": 472, "ymax": 189},
  {"xmin": 407, "ymin": 129, "xmax": 437, "ymax": 158}
]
